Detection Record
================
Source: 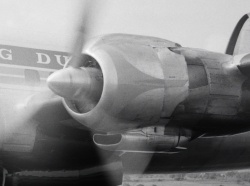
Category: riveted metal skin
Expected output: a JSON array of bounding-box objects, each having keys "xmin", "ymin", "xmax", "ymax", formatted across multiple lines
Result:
[
  {"xmin": 61, "ymin": 34, "xmax": 250, "ymax": 136},
  {"xmin": 169, "ymin": 47, "xmax": 250, "ymax": 136}
]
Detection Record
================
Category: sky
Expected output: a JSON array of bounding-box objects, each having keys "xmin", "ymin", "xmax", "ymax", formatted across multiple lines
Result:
[{"xmin": 0, "ymin": 0, "xmax": 249, "ymax": 53}]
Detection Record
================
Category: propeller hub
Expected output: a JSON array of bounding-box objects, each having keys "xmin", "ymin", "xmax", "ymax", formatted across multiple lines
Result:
[{"xmin": 47, "ymin": 67, "xmax": 103, "ymax": 103}]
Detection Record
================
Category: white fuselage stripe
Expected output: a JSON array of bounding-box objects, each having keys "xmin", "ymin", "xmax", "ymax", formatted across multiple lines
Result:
[
  {"xmin": 0, "ymin": 73, "xmax": 47, "ymax": 81},
  {"xmin": 0, "ymin": 63, "xmax": 58, "ymax": 72}
]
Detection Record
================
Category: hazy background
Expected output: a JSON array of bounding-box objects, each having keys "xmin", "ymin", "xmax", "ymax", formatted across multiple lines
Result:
[{"xmin": 0, "ymin": 0, "xmax": 249, "ymax": 53}]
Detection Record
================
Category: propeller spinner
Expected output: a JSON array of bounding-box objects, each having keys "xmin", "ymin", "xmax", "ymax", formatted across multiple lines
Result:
[{"xmin": 47, "ymin": 67, "xmax": 103, "ymax": 101}]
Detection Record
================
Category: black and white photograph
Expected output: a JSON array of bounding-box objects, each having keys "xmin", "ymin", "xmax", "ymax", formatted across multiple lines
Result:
[{"xmin": 0, "ymin": 0, "xmax": 250, "ymax": 185}]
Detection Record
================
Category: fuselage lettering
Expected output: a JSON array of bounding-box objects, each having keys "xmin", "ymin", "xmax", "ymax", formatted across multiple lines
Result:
[
  {"xmin": 0, "ymin": 49, "xmax": 12, "ymax": 60},
  {"xmin": 36, "ymin": 53, "xmax": 51, "ymax": 64},
  {"xmin": 55, "ymin": 55, "xmax": 72, "ymax": 66}
]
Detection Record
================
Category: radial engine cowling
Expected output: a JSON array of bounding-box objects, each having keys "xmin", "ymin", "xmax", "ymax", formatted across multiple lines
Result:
[{"xmin": 49, "ymin": 34, "xmax": 189, "ymax": 132}]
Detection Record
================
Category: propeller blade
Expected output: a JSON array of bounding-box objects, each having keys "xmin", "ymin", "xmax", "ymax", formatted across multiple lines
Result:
[
  {"xmin": 46, "ymin": 0, "xmax": 155, "ymax": 180},
  {"xmin": 67, "ymin": 0, "xmax": 97, "ymax": 68},
  {"xmin": 14, "ymin": 89, "xmax": 72, "ymax": 126}
]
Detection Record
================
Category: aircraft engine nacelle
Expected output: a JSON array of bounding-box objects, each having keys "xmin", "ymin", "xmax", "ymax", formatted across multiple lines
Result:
[
  {"xmin": 55, "ymin": 34, "xmax": 189, "ymax": 132},
  {"xmin": 93, "ymin": 126, "xmax": 192, "ymax": 153}
]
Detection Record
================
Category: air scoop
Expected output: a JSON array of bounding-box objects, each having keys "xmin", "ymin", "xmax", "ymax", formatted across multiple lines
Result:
[{"xmin": 47, "ymin": 67, "xmax": 103, "ymax": 112}]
